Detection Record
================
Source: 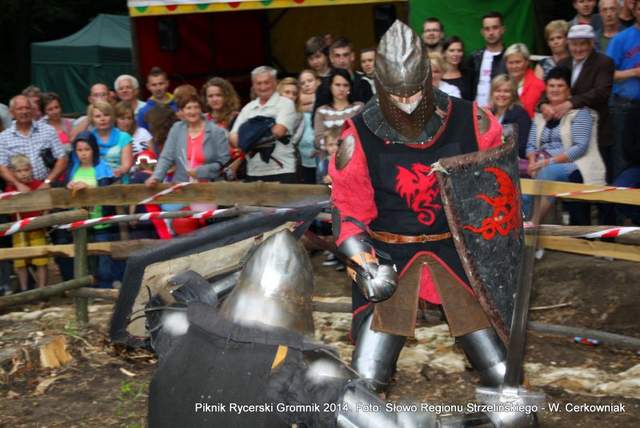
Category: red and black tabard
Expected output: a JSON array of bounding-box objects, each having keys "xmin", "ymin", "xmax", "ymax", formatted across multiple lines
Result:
[{"xmin": 355, "ymin": 97, "xmax": 480, "ymax": 237}]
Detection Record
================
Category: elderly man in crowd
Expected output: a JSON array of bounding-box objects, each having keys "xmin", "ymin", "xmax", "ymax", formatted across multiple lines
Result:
[
  {"xmin": 0, "ymin": 95, "xmax": 67, "ymax": 191},
  {"xmin": 600, "ymin": 0, "xmax": 624, "ymax": 51},
  {"xmin": 229, "ymin": 66, "xmax": 298, "ymax": 183},
  {"xmin": 114, "ymin": 74, "xmax": 146, "ymax": 116},
  {"xmin": 544, "ymin": 25, "xmax": 614, "ymax": 178}
]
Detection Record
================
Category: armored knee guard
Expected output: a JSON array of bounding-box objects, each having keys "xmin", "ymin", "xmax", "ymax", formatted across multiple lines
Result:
[
  {"xmin": 351, "ymin": 312, "xmax": 406, "ymax": 392},
  {"xmin": 458, "ymin": 328, "xmax": 507, "ymax": 387}
]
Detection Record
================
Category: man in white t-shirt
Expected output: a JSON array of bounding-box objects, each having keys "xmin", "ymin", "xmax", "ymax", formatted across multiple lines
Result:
[
  {"xmin": 467, "ymin": 11, "xmax": 507, "ymax": 107},
  {"xmin": 229, "ymin": 66, "xmax": 297, "ymax": 182}
]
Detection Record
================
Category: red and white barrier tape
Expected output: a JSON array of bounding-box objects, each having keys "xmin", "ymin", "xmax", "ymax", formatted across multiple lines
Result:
[
  {"xmin": 138, "ymin": 182, "xmax": 192, "ymax": 205},
  {"xmin": 0, "ymin": 218, "xmax": 33, "ymax": 237},
  {"xmin": 56, "ymin": 209, "xmax": 229, "ymax": 230},
  {"xmin": 0, "ymin": 191, "xmax": 22, "ymax": 200},
  {"xmin": 576, "ymin": 226, "xmax": 640, "ymax": 239}
]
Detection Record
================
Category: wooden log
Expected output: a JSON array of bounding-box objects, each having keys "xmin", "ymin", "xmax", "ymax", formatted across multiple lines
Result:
[
  {"xmin": 69, "ymin": 287, "xmax": 119, "ymax": 300},
  {"xmin": 58, "ymin": 207, "xmax": 242, "ymax": 230},
  {"xmin": 0, "ymin": 239, "xmax": 158, "ymax": 261},
  {"xmin": 527, "ymin": 225, "xmax": 640, "ymax": 246},
  {"xmin": 529, "ymin": 235, "xmax": 640, "ymax": 262},
  {"xmin": 0, "ymin": 182, "xmax": 330, "ymax": 214},
  {"xmin": 0, "ymin": 276, "xmax": 94, "ymax": 309},
  {"xmin": 0, "ymin": 209, "xmax": 88, "ymax": 233},
  {"xmin": 521, "ymin": 178, "xmax": 640, "ymax": 205},
  {"xmin": 39, "ymin": 335, "xmax": 73, "ymax": 369},
  {"xmin": 73, "ymin": 229, "xmax": 89, "ymax": 326},
  {"xmin": 529, "ymin": 321, "xmax": 640, "ymax": 349}
]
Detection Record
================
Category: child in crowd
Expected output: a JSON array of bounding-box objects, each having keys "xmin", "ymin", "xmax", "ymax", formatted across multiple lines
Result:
[
  {"xmin": 304, "ymin": 36, "xmax": 331, "ymax": 78},
  {"xmin": 359, "ymin": 47, "xmax": 377, "ymax": 94},
  {"xmin": 129, "ymin": 150, "xmax": 160, "ymax": 240},
  {"xmin": 317, "ymin": 127, "xmax": 343, "ymax": 269},
  {"xmin": 360, "ymin": 48, "xmax": 376, "ymax": 78},
  {"xmin": 67, "ymin": 131, "xmax": 118, "ymax": 288},
  {"xmin": 317, "ymin": 127, "xmax": 341, "ymax": 185},
  {"xmin": 6, "ymin": 155, "xmax": 48, "ymax": 291}
]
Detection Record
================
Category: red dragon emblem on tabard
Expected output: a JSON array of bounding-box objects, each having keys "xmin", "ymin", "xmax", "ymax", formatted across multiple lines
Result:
[
  {"xmin": 395, "ymin": 163, "xmax": 441, "ymax": 226},
  {"xmin": 463, "ymin": 167, "xmax": 522, "ymax": 240}
]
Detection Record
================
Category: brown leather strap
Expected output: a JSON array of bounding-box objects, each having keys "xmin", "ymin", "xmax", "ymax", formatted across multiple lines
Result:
[{"xmin": 370, "ymin": 230, "xmax": 451, "ymax": 244}]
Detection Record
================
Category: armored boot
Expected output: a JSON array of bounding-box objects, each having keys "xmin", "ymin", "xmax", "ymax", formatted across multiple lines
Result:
[
  {"xmin": 351, "ymin": 312, "xmax": 406, "ymax": 392},
  {"xmin": 457, "ymin": 327, "xmax": 507, "ymax": 387}
]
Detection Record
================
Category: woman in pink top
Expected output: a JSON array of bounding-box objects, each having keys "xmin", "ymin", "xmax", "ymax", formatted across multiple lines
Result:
[{"xmin": 41, "ymin": 93, "xmax": 73, "ymax": 148}]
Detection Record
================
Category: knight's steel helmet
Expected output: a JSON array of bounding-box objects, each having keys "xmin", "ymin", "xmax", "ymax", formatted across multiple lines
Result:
[
  {"xmin": 374, "ymin": 20, "xmax": 434, "ymax": 141},
  {"xmin": 218, "ymin": 230, "xmax": 315, "ymax": 336}
]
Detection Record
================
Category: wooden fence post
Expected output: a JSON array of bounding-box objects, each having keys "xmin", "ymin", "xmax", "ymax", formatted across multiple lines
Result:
[{"xmin": 73, "ymin": 228, "xmax": 89, "ymax": 326}]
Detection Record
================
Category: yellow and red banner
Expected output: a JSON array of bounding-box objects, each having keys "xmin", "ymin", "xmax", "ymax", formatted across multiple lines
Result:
[{"xmin": 128, "ymin": 0, "xmax": 403, "ymax": 16}]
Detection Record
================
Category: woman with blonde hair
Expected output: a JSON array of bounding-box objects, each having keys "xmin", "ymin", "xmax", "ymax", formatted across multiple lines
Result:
[
  {"xmin": 489, "ymin": 74, "xmax": 531, "ymax": 158},
  {"xmin": 429, "ymin": 52, "xmax": 461, "ymax": 98},
  {"xmin": 297, "ymin": 70, "xmax": 320, "ymax": 183},
  {"xmin": 277, "ymin": 77, "xmax": 305, "ymax": 155},
  {"xmin": 88, "ymin": 100, "xmax": 133, "ymax": 180},
  {"xmin": 534, "ymin": 20, "xmax": 570, "ymax": 80},
  {"xmin": 201, "ymin": 77, "xmax": 241, "ymax": 130},
  {"xmin": 504, "ymin": 43, "xmax": 545, "ymax": 117}
]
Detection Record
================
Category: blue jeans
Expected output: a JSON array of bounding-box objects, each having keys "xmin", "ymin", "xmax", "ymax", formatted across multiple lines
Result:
[
  {"xmin": 600, "ymin": 166, "xmax": 640, "ymax": 225},
  {"xmin": 522, "ymin": 163, "xmax": 578, "ymax": 219},
  {"xmin": 92, "ymin": 228, "xmax": 126, "ymax": 288}
]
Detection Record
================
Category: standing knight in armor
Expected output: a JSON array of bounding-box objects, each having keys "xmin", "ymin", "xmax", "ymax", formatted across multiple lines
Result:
[{"xmin": 330, "ymin": 20, "xmax": 516, "ymax": 394}]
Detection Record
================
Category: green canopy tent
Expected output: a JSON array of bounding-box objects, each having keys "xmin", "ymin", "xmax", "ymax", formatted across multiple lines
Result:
[{"xmin": 31, "ymin": 14, "xmax": 134, "ymax": 114}]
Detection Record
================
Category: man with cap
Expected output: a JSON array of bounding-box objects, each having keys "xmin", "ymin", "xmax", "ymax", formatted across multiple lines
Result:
[
  {"xmin": 328, "ymin": 19, "xmax": 518, "ymax": 394},
  {"xmin": 543, "ymin": 25, "xmax": 614, "ymax": 180},
  {"xmin": 540, "ymin": 24, "xmax": 614, "ymax": 225}
]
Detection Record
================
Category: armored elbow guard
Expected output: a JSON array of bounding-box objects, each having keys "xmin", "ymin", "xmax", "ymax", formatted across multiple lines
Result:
[{"xmin": 338, "ymin": 234, "xmax": 398, "ymax": 302}]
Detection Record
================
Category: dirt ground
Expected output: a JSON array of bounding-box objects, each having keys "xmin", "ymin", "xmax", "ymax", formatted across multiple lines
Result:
[{"xmin": 1, "ymin": 250, "xmax": 639, "ymax": 427}]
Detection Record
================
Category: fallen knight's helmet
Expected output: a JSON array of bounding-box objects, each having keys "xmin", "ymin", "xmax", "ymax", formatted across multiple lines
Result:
[
  {"xmin": 374, "ymin": 20, "xmax": 435, "ymax": 142},
  {"xmin": 218, "ymin": 230, "xmax": 315, "ymax": 336}
]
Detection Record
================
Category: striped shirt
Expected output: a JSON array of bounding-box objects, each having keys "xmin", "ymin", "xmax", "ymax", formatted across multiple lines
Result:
[
  {"xmin": 526, "ymin": 108, "xmax": 592, "ymax": 162},
  {"xmin": 0, "ymin": 121, "xmax": 66, "ymax": 180}
]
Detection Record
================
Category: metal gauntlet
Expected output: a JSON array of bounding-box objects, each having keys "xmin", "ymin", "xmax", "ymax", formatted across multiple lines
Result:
[{"xmin": 338, "ymin": 234, "xmax": 398, "ymax": 302}]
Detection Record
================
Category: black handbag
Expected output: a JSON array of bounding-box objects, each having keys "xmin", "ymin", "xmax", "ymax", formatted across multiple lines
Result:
[{"xmin": 40, "ymin": 147, "xmax": 56, "ymax": 169}]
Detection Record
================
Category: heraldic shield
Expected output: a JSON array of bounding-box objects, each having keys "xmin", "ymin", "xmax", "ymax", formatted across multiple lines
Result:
[{"xmin": 434, "ymin": 136, "xmax": 524, "ymax": 343}]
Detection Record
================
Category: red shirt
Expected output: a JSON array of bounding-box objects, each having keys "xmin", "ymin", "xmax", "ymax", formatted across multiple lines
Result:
[
  {"xmin": 186, "ymin": 129, "xmax": 205, "ymax": 175},
  {"xmin": 5, "ymin": 180, "xmax": 44, "ymax": 219}
]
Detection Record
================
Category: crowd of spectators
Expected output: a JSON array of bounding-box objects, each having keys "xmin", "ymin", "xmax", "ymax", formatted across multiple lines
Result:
[{"xmin": 0, "ymin": 0, "xmax": 639, "ymax": 294}]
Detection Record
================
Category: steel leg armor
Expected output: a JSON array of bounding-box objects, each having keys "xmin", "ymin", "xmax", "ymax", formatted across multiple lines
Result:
[
  {"xmin": 458, "ymin": 328, "xmax": 507, "ymax": 387},
  {"xmin": 351, "ymin": 312, "xmax": 406, "ymax": 392}
]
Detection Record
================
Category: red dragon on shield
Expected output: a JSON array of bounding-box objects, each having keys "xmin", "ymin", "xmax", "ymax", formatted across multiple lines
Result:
[
  {"xmin": 395, "ymin": 163, "xmax": 441, "ymax": 226},
  {"xmin": 463, "ymin": 167, "xmax": 522, "ymax": 240}
]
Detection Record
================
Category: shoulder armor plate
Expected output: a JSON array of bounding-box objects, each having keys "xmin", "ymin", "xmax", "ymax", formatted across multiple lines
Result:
[
  {"xmin": 336, "ymin": 135, "xmax": 356, "ymax": 170},
  {"xmin": 477, "ymin": 108, "xmax": 490, "ymax": 134}
]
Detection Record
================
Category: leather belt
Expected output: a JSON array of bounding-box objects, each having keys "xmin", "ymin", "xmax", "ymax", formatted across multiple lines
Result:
[{"xmin": 370, "ymin": 230, "xmax": 451, "ymax": 244}]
